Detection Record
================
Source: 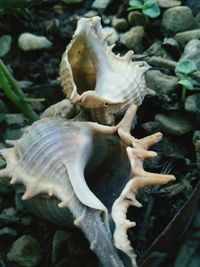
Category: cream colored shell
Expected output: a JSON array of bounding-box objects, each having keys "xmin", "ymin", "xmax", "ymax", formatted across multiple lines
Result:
[{"xmin": 60, "ymin": 16, "xmax": 153, "ymax": 125}]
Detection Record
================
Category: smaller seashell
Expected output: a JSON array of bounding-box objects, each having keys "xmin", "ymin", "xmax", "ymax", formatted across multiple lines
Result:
[{"xmin": 18, "ymin": 33, "xmax": 52, "ymax": 51}]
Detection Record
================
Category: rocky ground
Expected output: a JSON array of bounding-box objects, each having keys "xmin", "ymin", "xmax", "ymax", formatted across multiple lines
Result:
[{"xmin": 0, "ymin": 0, "xmax": 200, "ymax": 267}]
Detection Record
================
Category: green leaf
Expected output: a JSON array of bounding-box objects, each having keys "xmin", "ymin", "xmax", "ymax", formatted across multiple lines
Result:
[
  {"xmin": 177, "ymin": 79, "xmax": 194, "ymax": 90},
  {"xmin": 175, "ymin": 60, "xmax": 198, "ymax": 75},
  {"xmin": 129, "ymin": 0, "xmax": 143, "ymax": 8},
  {"xmin": 143, "ymin": 4, "xmax": 160, "ymax": 17},
  {"xmin": 144, "ymin": 0, "xmax": 157, "ymax": 8}
]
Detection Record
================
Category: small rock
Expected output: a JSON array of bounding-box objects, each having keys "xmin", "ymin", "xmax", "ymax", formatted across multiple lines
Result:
[
  {"xmin": 0, "ymin": 35, "xmax": 12, "ymax": 57},
  {"xmin": 102, "ymin": 27, "xmax": 119, "ymax": 45},
  {"xmin": 4, "ymin": 128, "xmax": 24, "ymax": 141},
  {"xmin": 62, "ymin": 0, "xmax": 83, "ymax": 3},
  {"xmin": 7, "ymin": 235, "xmax": 43, "ymax": 267},
  {"xmin": 140, "ymin": 121, "xmax": 161, "ymax": 135},
  {"xmin": 0, "ymin": 100, "xmax": 8, "ymax": 113},
  {"xmin": 52, "ymin": 230, "xmax": 71, "ymax": 264},
  {"xmin": 179, "ymin": 39, "xmax": 200, "ymax": 69},
  {"xmin": 185, "ymin": 0, "xmax": 200, "ymax": 15},
  {"xmin": 145, "ymin": 70, "xmax": 178, "ymax": 95},
  {"xmin": 120, "ymin": 26, "xmax": 145, "ymax": 53},
  {"xmin": 20, "ymin": 216, "xmax": 32, "ymax": 226},
  {"xmin": 18, "ymin": 33, "xmax": 52, "ymax": 51},
  {"xmin": 143, "ymin": 40, "xmax": 163, "ymax": 56},
  {"xmin": 0, "ymin": 227, "xmax": 17, "ymax": 240},
  {"xmin": 0, "ymin": 207, "xmax": 19, "ymax": 223},
  {"xmin": 5, "ymin": 114, "xmax": 25, "ymax": 127},
  {"xmin": 157, "ymin": 0, "xmax": 181, "ymax": 8},
  {"xmin": 162, "ymin": 6, "xmax": 194, "ymax": 35},
  {"xmin": 128, "ymin": 11, "xmax": 146, "ymax": 27},
  {"xmin": 41, "ymin": 99, "xmax": 78, "ymax": 119},
  {"xmin": 0, "ymin": 158, "xmax": 6, "ymax": 168},
  {"xmin": 111, "ymin": 17, "xmax": 128, "ymax": 32},
  {"xmin": 163, "ymin": 37, "xmax": 180, "ymax": 56},
  {"xmin": 185, "ymin": 94, "xmax": 200, "ymax": 124},
  {"xmin": 155, "ymin": 111, "xmax": 193, "ymax": 135},
  {"xmin": 84, "ymin": 10, "xmax": 98, "ymax": 18},
  {"xmin": 92, "ymin": 0, "xmax": 110, "ymax": 10},
  {"xmin": 175, "ymin": 29, "xmax": 200, "ymax": 47}
]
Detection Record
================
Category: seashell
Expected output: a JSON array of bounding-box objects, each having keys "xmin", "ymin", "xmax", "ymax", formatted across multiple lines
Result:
[
  {"xmin": 0, "ymin": 105, "xmax": 175, "ymax": 267},
  {"xmin": 18, "ymin": 33, "xmax": 52, "ymax": 51},
  {"xmin": 60, "ymin": 16, "xmax": 154, "ymax": 125}
]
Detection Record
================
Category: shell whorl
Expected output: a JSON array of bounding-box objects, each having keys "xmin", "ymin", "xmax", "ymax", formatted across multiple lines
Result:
[
  {"xmin": 60, "ymin": 16, "xmax": 152, "ymax": 125},
  {"xmin": 0, "ymin": 118, "xmax": 107, "ymax": 212}
]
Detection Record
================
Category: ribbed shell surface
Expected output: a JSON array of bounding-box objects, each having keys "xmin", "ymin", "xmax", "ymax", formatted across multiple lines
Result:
[{"xmin": 0, "ymin": 118, "xmax": 107, "ymax": 213}]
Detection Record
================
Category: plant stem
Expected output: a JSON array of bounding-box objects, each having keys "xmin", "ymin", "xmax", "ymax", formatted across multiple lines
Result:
[
  {"xmin": 181, "ymin": 86, "xmax": 187, "ymax": 107},
  {"xmin": 0, "ymin": 59, "xmax": 39, "ymax": 123}
]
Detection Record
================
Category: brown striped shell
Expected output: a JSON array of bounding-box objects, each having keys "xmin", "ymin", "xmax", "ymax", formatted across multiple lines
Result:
[{"xmin": 60, "ymin": 16, "xmax": 153, "ymax": 125}]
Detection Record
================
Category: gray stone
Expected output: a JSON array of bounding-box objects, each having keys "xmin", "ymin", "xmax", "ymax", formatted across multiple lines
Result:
[
  {"xmin": 180, "ymin": 39, "xmax": 200, "ymax": 69},
  {"xmin": 0, "ymin": 207, "xmax": 19, "ymax": 223},
  {"xmin": 141, "ymin": 122, "xmax": 161, "ymax": 135},
  {"xmin": 7, "ymin": 235, "xmax": 42, "ymax": 267},
  {"xmin": 20, "ymin": 216, "xmax": 32, "ymax": 226},
  {"xmin": 84, "ymin": 10, "xmax": 98, "ymax": 18},
  {"xmin": 5, "ymin": 113, "xmax": 25, "ymax": 126},
  {"xmin": 128, "ymin": 11, "xmax": 146, "ymax": 27},
  {"xmin": 0, "ymin": 227, "xmax": 17, "ymax": 239},
  {"xmin": 155, "ymin": 111, "xmax": 193, "ymax": 136},
  {"xmin": 4, "ymin": 128, "xmax": 24, "ymax": 141},
  {"xmin": 18, "ymin": 33, "xmax": 52, "ymax": 51},
  {"xmin": 162, "ymin": 6, "xmax": 194, "ymax": 34},
  {"xmin": 92, "ymin": 0, "xmax": 110, "ymax": 10},
  {"xmin": 0, "ymin": 35, "xmax": 12, "ymax": 57},
  {"xmin": 185, "ymin": 94, "xmax": 200, "ymax": 123},
  {"xmin": 143, "ymin": 40, "xmax": 163, "ymax": 56},
  {"xmin": 185, "ymin": 0, "xmax": 200, "ymax": 15},
  {"xmin": 120, "ymin": 26, "xmax": 145, "ymax": 53},
  {"xmin": 175, "ymin": 30, "xmax": 200, "ymax": 47},
  {"xmin": 145, "ymin": 70, "xmax": 178, "ymax": 94},
  {"xmin": 102, "ymin": 27, "xmax": 119, "ymax": 45},
  {"xmin": 111, "ymin": 17, "xmax": 128, "ymax": 32},
  {"xmin": 158, "ymin": 0, "xmax": 181, "ymax": 8}
]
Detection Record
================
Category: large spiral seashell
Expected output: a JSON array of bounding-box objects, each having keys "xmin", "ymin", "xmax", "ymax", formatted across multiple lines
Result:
[
  {"xmin": 0, "ymin": 105, "xmax": 176, "ymax": 267},
  {"xmin": 60, "ymin": 16, "xmax": 153, "ymax": 125}
]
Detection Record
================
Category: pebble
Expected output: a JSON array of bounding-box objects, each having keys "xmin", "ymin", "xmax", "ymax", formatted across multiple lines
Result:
[
  {"xmin": 128, "ymin": 11, "xmax": 146, "ymax": 27},
  {"xmin": 145, "ymin": 70, "xmax": 178, "ymax": 95},
  {"xmin": 0, "ymin": 207, "xmax": 19, "ymax": 223},
  {"xmin": 0, "ymin": 158, "xmax": 6, "ymax": 168},
  {"xmin": 120, "ymin": 26, "xmax": 145, "ymax": 53},
  {"xmin": 5, "ymin": 113, "xmax": 25, "ymax": 127},
  {"xmin": 7, "ymin": 235, "xmax": 43, "ymax": 267},
  {"xmin": 185, "ymin": 0, "xmax": 200, "ymax": 15},
  {"xmin": 155, "ymin": 111, "xmax": 193, "ymax": 136},
  {"xmin": 185, "ymin": 94, "xmax": 200, "ymax": 124},
  {"xmin": 102, "ymin": 27, "xmax": 119, "ymax": 45},
  {"xmin": 161, "ymin": 6, "xmax": 194, "ymax": 35},
  {"xmin": 175, "ymin": 30, "xmax": 200, "ymax": 47},
  {"xmin": 18, "ymin": 33, "xmax": 52, "ymax": 51},
  {"xmin": 0, "ymin": 35, "xmax": 12, "ymax": 57},
  {"xmin": 84, "ymin": 10, "xmax": 98, "ymax": 18},
  {"xmin": 4, "ymin": 128, "xmax": 24, "ymax": 141},
  {"xmin": 92, "ymin": 0, "xmax": 111, "ymax": 10},
  {"xmin": 0, "ymin": 227, "xmax": 17, "ymax": 240},
  {"xmin": 179, "ymin": 39, "xmax": 200, "ymax": 69},
  {"xmin": 41, "ymin": 99, "xmax": 78, "ymax": 119},
  {"xmin": 157, "ymin": 0, "xmax": 181, "ymax": 8},
  {"xmin": 111, "ymin": 17, "xmax": 128, "ymax": 32}
]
